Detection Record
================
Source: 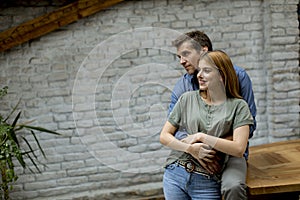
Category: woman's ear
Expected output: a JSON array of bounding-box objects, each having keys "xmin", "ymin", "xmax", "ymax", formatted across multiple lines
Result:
[
  {"xmin": 220, "ymin": 76, "xmax": 224, "ymax": 83},
  {"xmin": 219, "ymin": 73, "xmax": 224, "ymax": 83}
]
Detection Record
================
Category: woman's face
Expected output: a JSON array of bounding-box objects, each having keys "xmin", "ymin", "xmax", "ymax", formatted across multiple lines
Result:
[{"xmin": 197, "ymin": 58, "xmax": 223, "ymax": 91}]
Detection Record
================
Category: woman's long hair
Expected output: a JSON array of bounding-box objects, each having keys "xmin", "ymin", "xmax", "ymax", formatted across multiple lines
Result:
[{"xmin": 200, "ymin": 50, "xmax": 242, "ymax": 99}]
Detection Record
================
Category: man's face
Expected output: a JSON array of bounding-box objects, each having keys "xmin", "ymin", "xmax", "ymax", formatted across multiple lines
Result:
[{"xmin": 176, "ymin": 41, "xmax": 203, "ymax": 75}]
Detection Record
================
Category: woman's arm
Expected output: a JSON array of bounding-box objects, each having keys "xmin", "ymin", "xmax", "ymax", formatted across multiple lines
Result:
[
  {"xmin": 196, "ymin": 125, "xmax": 250, "ymax": 157},
  {"xmin": 160, "ymin": 121, "xmax": 190, "ymax": 152},
  {"xmin": 160, "ymin": 121, "xmax": 215, "ymax": 161}
]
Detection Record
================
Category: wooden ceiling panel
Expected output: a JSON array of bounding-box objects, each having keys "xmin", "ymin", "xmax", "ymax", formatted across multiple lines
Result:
[{"xmin": 0, "ymin": 0, "xmax": 125, "ymax": 52}]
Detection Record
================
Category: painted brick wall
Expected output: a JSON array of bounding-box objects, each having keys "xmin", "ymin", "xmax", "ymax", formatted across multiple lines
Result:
[{"xmin": 0, "ymin": 0, "xmax": 299, "ymax": 199}]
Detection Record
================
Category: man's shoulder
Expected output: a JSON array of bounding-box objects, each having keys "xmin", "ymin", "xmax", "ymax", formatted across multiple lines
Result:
[
  {"xmin": 233, "ymin": 65, "xmax": 246, "ymax": 73},
  {"xmin": 180, "ymin": 73, "xmax": 194, "ymax": 79},
  {"xmin": 174, "ymin": 73, "xmax": 194, "ymax": 85},
  {"xmin": 233, "ymin": 65, "xmax": 251, "ymax": 81}
]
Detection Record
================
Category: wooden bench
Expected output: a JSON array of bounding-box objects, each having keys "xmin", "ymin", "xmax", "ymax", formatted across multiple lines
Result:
[{"xmin": 247, "ymin": 139, "xmax": 300, "ymax": 200}]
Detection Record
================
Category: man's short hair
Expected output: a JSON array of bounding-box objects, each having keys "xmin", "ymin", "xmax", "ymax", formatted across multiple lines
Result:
[{"xmin": 172, "ymin": 30, "xmax": 213, "ymax": 52}]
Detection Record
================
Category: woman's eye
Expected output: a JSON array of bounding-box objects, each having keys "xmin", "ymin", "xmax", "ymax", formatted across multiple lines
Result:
[{"xmin": 203, "ymin": 68, "xmax": 211, "ymax": 73}]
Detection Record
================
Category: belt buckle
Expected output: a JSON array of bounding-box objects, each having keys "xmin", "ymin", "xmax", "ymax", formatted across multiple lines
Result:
[{"xmin": 184, "ymin": 160, "xmax": 195, "ymax": 173}]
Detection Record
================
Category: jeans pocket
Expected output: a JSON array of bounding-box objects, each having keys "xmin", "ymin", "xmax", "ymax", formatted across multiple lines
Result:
[{"xmin": 165, "ymin": 163, "xmax": 176, "ymax": 170}]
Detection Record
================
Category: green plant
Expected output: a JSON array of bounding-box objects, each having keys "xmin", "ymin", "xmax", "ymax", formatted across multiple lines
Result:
[{"xmin": 0, "ymin": 86, "xmax": 60, "ymax": 200}]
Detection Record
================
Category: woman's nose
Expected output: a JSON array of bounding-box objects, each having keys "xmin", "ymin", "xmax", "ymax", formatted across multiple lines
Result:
[{"xmin": 197, "ymin": 70, "xmax": 202, "ymax": 79}]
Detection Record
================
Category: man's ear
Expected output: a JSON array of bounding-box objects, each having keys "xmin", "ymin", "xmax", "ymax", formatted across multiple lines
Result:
[{"xmin": 202, "ymin": 46, "xmax": 209, "ymax": 52}]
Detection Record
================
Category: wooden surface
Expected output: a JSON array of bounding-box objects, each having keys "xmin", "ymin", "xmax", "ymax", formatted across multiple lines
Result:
[
  {"xmin": 0, "ymin": 0, "xmax": 125, "ymax": 52},
  {"xmin": 247, "ymin": 139, "xmax": 300, "ymax": 196},
  {"xmin": 140, "ymin": 139, "xmax": 300, "ymax": 200}
]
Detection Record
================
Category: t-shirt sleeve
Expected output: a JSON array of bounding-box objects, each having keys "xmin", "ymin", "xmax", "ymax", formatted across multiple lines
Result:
[{"xmin": 233, "ymin": 100, "xmax": 254, "ymax": 130}]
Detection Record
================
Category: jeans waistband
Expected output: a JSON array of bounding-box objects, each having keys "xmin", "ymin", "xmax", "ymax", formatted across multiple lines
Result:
[{"xmin": 176, "ymin": 159, "xmax": 210, "ymax": 177}]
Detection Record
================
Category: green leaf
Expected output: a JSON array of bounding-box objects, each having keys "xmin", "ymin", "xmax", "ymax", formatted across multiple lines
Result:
[
  {"xmin": 26, "ymin": 154, "xmax": 41, "ymax": 173},
  {"xmin": 6, "ymin": 169, "xmax": 15, "ymax": 182},
  {"xmin": 0, "ymin": 86, "xmax": 8, "ymax": 98},
  {"xmin": 0, "ymin": 125, "xmax": 10, "ymax": 146},
  {"xmin": 9, "ymin": 129, "xmax": 20, "ymax": 148},
  {"xmin": 21, "ymin": 125, "xmax": 60, "ymax": 135},
  {"xmin": 21, "ymin": 136, "xmax": 38, "ymax": 160},
  {"xmin": 3, "ymin": 99, "xmax": 21, "ymax": 123},
  {"xmin": 11, "ymin": 111, "xmax": 21, "ymax": 129},
  {"xmin": 7, "ymin": 129, "xmax": 19, "ymax": 148},
  {"xmin": 30, "ymin": 131, "xmax": 46, "ymax": 158},
  {"xmin": 14, "ymin": 149, "xmax": 26, "ymax": 169}
]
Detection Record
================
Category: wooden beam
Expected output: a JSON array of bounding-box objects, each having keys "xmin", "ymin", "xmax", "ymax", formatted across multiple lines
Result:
[{"xmin": 0, "ymin": 0, "xmax": 125, "ymax": 52}]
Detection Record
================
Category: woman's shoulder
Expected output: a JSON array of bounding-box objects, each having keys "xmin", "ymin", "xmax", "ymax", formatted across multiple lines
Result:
[
  {"xmin": 228, "ymin": 98, "xmax": 248, "ymax": 107},
  {"xmin": 180, "ymin": 91, "xmax": 198, "ymax": 98},
  {"xmin": 177, "ymin": 91, "xmax": 200, "ymax": 104}
]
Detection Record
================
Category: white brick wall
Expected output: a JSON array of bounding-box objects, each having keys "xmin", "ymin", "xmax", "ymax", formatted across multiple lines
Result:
[{"xmin": 0, "ymin": 0, "xmax": 299, "ymax": 199}]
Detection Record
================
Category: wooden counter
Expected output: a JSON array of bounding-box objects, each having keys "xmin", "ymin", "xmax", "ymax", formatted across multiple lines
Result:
[{"xmin": 247, "ymin": 139, "xmax": 300, "ymax": 200}]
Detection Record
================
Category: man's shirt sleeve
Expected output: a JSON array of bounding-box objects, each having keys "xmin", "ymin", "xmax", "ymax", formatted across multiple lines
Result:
[
  {"xmin": 168, "ymin": 82, "xmax": 183, "ymax": 116},
  {"xmin": 234, "ymin": 66, "xmax": 257, "ymax": 138}
]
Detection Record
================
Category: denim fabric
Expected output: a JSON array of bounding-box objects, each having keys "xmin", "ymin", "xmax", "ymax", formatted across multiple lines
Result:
[
  {"xmin": 163, "ymin": 163, "xmax": 221, "ymax": 200},
  {"xmin": 234, "ymin": 65, "xmax": 256, "ymax": 138}
]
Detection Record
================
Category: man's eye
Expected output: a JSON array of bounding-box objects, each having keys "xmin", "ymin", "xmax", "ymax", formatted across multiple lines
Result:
[{"xmin": 182, "ymin": 52, "xmax": 189, "ymax": 57}]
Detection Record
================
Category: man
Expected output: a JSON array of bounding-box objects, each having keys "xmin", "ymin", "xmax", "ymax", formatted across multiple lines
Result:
[{"xmin": 168, "ymin": 30, "xmax": 257, "ymax": 200}]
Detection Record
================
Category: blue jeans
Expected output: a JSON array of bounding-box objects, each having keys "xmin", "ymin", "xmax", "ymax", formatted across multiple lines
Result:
[{"xmin": 163, "ymin": 163, "xmax": 221, "ymax": 200}]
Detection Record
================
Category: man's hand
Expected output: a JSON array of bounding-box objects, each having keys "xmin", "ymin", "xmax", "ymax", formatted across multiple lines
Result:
[{"xmin": 200, "ymin": 154, "xmax": 223, "ymax": 174}]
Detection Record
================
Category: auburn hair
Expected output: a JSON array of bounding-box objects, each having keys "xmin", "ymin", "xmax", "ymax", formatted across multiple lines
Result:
[{"xmin": 200, "ymin": 50, "xmax": 242, "ymax": 99}]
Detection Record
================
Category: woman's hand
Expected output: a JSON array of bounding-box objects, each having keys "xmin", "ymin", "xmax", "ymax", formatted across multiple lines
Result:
[
  {"xmin": 181, "ymin": 134, "xmax": 197, "ymax": 144},
  {"xmin": 187, "ymin": 143, "xmax": 222, "ymax": 174},
  {"xmin": 187, "ymin": 143, "xmax": 215, "ymax": 162},
  {"xmin": 181, "ymin": 132, "xmax": 203, "ymax": 144}
]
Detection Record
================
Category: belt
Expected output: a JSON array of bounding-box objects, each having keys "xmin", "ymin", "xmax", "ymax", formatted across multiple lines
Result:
[{"xmin": 177, "ymin": 159, "xmax": 209, "ymax": 176}]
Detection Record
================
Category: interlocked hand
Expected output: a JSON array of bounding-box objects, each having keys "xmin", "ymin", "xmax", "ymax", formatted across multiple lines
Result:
[{"xmin": 183, "ymin": 135, "xmax": 222, "ymax": 174}]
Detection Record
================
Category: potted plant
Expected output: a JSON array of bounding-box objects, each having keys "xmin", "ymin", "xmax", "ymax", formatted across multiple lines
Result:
[{"xmin": 0, "ymin": 86, "xmax": 60, "ymax": 200}]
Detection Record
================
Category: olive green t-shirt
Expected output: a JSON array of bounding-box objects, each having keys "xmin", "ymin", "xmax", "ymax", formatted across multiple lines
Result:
[{"xmin": 166, "ymin": 91, "xmax": 254, "ymax": 175}]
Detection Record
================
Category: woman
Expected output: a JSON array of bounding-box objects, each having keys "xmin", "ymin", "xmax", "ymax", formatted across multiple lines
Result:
[{"xmin": 160, "ymin": 50, "xmax": 253, "ymax": 200}]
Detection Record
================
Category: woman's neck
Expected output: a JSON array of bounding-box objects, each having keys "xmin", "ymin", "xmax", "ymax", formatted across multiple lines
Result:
[{"xmin": 200, "ymin": 90, "xmax": 227, "ymax": 105}]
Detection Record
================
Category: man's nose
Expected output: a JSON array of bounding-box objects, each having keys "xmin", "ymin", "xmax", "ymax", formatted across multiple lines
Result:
[{"xmin": 180, "ymin": 57, "xmax": 186, "ymax": 64}]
